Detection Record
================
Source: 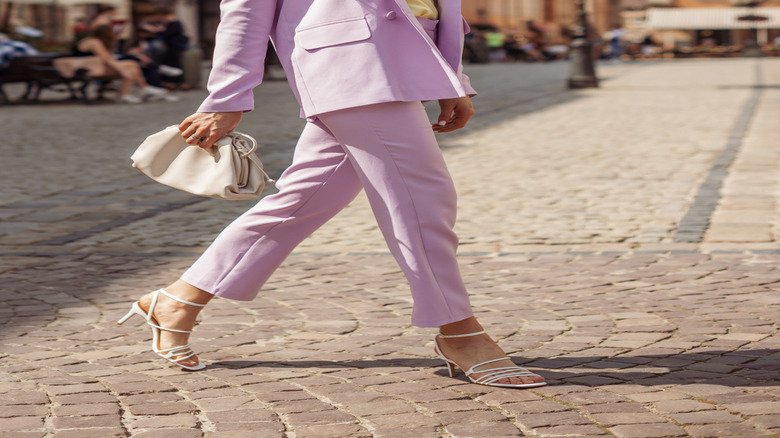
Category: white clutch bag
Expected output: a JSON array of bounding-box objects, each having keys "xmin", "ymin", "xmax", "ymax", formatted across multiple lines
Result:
[{"xmin": 131, "ymin": 125, "xmax": 273, "ymax": 200}]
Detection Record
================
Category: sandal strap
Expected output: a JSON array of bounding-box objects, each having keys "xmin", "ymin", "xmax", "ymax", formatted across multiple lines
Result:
[
  {"xmin": 146, "ymin": 320, "xmax": 194, "ymax": 334},
  {"xmin": 158, "ymin": 344, "xmax": 193, "ymax": 354},
  {"xmin": 437, "ymin": 330, "xmax": 486, "ymax": 339},
  {"xmin": 476, "ymin": 370, "xmax": 540, "ymax": 384},
  {"xmin": 157, "ymin": 289, "xmax": 207, "ymax": 307},
  {"xmin": 144, "ymin": 289, "xmax": 199, "ymax": 333},
  {"xmin": 159, "ymin": 348, "xmax": 196, "ymax": 362},
  {"xmin": 466, "ymin": 356, "xmax": 510, "ymax": 375}
]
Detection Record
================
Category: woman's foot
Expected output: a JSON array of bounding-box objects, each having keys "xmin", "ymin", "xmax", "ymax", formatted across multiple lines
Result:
[
  {"xmin": 137, "ymin": 285, "xmax": 209, "ymax": 369},
  {"xmin": 437, "ymin": 317, "xmax": 545, "ymax": 387}
]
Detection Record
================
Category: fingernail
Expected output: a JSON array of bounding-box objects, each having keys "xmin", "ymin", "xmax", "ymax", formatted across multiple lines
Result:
[{"xmin": 438, "ymin": 121, "xmax": 447, "ymax": 126}]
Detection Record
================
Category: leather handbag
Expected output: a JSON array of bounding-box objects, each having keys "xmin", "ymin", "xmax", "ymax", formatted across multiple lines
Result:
[{"xmin": 131, "ymin": 125, "xmax": 272, "ymax": 200}]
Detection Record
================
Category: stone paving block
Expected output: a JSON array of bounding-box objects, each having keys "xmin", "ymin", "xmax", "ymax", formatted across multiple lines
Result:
[
  {"xmin": 531, "ymin": 425, "xmax": 607, "ymax": 436},
  {"xmin": 292, "ymin": 424, "xmax": 371, "ymax": 437},
  {"xmin": 195, "ymin": 395, "xmax": 261, "ymax": 411},
  {"xmin": 253, "ymin": 391, "xmax": 315, "ymax": 403},
  {"xmin": 513, "ymin": 411, "xmax": 593, "ymax": 428},
  {"xmin": 52, "ymin": 414, "xmax": 122, "ymax": 429},
  {"xmin": 0, "ymin": 404, "xmax": 49, "ymax": 417},
  {"xmin": 53, "ymin": 392, "xmax": 118, "ymax": 405},
  {"xmin": 475, "ymin": 390, "xmax": 544, "ymax": 405},
  {"xmin": 285, "ymin": 410, "xmax": 358, "ymax": 426},
  {"xmin": 365, "ymin": 413, "xmax": 441, "ymax": 428},
  {"xmin": 52, "ymin": 402, "xmax": 120, "ymax": 417},
  {"xmin": 686, "ymin": 423, "xmax": 767, "ymax": 437},
  {"xmin": 609, "ymin": 423, "xmax": 687, "ymax": 438},
  {"xmin": 436, "ymin": 409, "xmax": 508, "ymax": 425},
  {"xmin": 591, "ymin": 412, "xmax": 669, "ymax": 427},
  {"xmin": 748, "ymin": 414, "xmax": 780, "ymax": 430},
  {"xmin": 652, "ymin": 399, "xmax": 717, "ymax": 414},
  {"xmin": 212, "ymin": 421, "xmax": 285, "ymax": 432},
  {"xmin": 445, "ymin": 421, "xmax": 522, "ymax": 437},
  {"xmin": 206, "ymin": 432, "xmax": 282, "ymax": 438},
  {"xmin": 132, "ymin": 430, "xmax": 203, "ymax": 438},
  {"xmin": 557, "ymin": 389, "xmax": 630, "ymax": 405},
  {"xmin": 205, "ymin": 408, "xmax": 278, "ymax": 423},
  {"xmin": 583, "ymin": 403, "xmax": 651, "ymax": 414},
  {"xmin": 670, "ymin": 410, "xmax": 744, "ymax": 425},
  {"xmin": 502, "ymin": 400, "xmax": 570, "ymax": 414},
  {"xmin": 0, "ymin": 416, "xmax": 44, "ymax": 430},
  {"xmin": 348, "ymin": 400, "xmax": 416, "ymax": 416},
  {"xmin": 127, "ymin": 401, "xmax": 199, "ymax": 416},
  {"xmin": 132, "ymin": 414, "xmax": 200, "ymax": 429},
  {"xmin": 123, "ymin": 392, "xmax": 184, "ymax": 405},
  {"xmin": 626, "ymin": 391, "xmax": 688, "ymax": 403},
  {"xmin": 0, "ymin": 433, "xmax": 45, "ymax": 438},
  {"xmin": 423, "ymin": 399, "xmax": 493, "ymax": 414},
  {"xmin": 271, "ymin": 399, "xmax": 334, "ymax": 414},
  {"xmin": 723, "ymin": 401, "xmax": 780, "ymax": 415},
  {"xmin": 51, "ymin": 429, "xmax": 127, "ymax": 438}
]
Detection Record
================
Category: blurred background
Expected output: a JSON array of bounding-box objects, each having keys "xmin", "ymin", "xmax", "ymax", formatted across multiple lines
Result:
[{"xmin": 2, "ymin": 0, "xmax": 780, "ymax": 105}]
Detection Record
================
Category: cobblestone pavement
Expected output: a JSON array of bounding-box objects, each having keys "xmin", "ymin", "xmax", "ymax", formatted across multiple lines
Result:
[{"xmin": 1, "ymin": 58, "xmax": 779, "ymax": 437}]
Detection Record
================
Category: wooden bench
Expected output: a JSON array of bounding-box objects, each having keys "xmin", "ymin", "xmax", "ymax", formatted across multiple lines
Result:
[{"xmin": 0, "ymin": 54, "xmax": 121, "ymax": 104}]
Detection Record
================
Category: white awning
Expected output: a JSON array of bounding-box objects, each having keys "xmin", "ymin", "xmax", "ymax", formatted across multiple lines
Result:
[{"xmin": 646, "ymin": 7, "xmax": 780, "ymax": 30}]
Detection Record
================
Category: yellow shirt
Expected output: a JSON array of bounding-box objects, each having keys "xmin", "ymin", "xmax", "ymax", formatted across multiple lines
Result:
[{"xmin": 407, "ymin": 0, "xmax": 438, "ymax": 19}]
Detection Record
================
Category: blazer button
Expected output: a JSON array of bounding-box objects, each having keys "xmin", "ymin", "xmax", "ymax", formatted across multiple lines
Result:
[{"xmin": 385, "ymin": 11, "xmax": 397, "ymax": 20}]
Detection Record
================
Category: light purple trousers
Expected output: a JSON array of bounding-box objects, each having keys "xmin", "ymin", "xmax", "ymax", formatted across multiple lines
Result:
[{"xmin": 180, "ymin": 101, "xmax": 473, "ymax": 327}]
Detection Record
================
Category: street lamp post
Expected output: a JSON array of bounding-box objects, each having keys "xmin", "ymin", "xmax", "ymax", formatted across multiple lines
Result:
[{"xmin": 567, "ymin": 0, "xmax": 599, "ymax": 89}]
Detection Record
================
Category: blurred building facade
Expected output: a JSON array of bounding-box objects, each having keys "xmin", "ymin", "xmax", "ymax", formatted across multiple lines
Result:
[
  {"xmin": 461, "ymin": 0, "xmax": 622, "ymax": 42},
  {"xmin": 623, "ymin": 0, "xmax": 780, "ymax": 53}
]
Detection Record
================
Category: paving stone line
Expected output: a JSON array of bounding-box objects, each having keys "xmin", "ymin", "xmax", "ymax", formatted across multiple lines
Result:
[{"xmin": 674, "ymin": 60, "xmax": 765, "ymax": 243}]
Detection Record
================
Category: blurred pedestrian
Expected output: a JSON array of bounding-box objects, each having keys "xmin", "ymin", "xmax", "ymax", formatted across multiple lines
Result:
[
  {"xmin": 484, "ymin": 29, "xmax": 507, "ymax": 62},
  {"xmin": 139, "ymin": 6, "xmax": 189, "ymax": 70}
]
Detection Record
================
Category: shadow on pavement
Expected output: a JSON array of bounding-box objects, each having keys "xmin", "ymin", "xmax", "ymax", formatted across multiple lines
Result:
[{"xmin": 208, "ymin": 350, "xmax": 778, "ymax": 388}]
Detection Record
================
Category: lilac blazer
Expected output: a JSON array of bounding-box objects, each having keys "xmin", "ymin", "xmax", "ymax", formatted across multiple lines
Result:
[{"xmin": 198, "ymin": 0, "xmax": 477, "ymax": 117}]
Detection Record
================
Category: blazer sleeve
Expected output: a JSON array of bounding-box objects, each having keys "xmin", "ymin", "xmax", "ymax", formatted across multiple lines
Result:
[
  {"xmin": 197, "ymin": 0, "xmax": 278, "ymax": 113},
  {"xmin": 435, "ymin": 10, "xmax": 476, "ymax": 97},
  {"xmin": 458, "ymin": 19, "xmax": 476, "ymax": 96}
]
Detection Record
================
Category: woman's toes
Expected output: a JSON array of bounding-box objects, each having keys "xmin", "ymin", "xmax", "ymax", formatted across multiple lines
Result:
[{"xmin": 175, "ymin": 354, "xmax": 200, "ymax": 368}]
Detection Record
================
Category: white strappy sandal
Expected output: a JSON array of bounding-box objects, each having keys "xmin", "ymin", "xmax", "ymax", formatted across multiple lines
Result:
[
  {"xmin": 117, "ymin": 289, "xmax": 206, "ymax": 371},
  {"xmin": 434, "ymin": 330, "xmax": 546, "ymax": 389}
]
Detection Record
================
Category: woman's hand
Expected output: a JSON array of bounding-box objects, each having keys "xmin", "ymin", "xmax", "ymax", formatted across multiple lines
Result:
[
  {"xmin": 433, "ymin": 96, "xmax": 475, "ymax": 133},
  {"xmin": 179, "ymin": 111, "xmax": 243, "ymax": 148}
]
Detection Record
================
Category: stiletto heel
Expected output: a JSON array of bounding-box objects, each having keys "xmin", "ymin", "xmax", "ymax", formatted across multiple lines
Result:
[
  {"xmin": 445, "ymin": 362, "xmax": 457, "ymax": 377},
  {"xmin": 116, "ymin": 302, "xmax": 144, "ymax": 325},
  {"xmin": 117, "ymin": 289, "xmax": 207, "ymax": 371},
  {"xmin": 117, "ymin": 309, "xmax": 135, "ymax": 325},
  {"xmin": 433, "ymin": 331, "xmax": 546, "ymax": 389}
]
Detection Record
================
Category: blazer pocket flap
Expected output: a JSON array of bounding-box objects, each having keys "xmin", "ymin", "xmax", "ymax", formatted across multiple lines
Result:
[{"xmin": 297, "ymin": 17, "xmax": 371, "ymax": 50}]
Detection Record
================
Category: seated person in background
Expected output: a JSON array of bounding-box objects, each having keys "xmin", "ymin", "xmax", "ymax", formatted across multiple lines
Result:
[{"xmin": 72, "ymin": 25, "xmax": 170, "ymax": 103}]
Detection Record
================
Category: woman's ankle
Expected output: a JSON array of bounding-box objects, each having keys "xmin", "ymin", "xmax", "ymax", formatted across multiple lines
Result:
[
  {"xmin": 164, "ymin": 280, "xmax": 213, "ymax": 306},
  {"xmin": 439, "ymin": 316, "xmax": 483, "ymax": 336}
]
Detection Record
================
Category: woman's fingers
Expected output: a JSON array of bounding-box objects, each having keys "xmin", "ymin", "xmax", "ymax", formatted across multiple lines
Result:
[
  {"xmin": 433, "ymin": 97, "xmax": 475, "ymax": 133},
  {"xmin": 178, "ymin": 112, "xmax": 243, "ymax": 149}
]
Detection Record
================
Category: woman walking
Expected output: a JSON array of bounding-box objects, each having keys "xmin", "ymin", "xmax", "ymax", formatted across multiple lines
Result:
[{"xmin": 119, "ymin": 0, "xmax": 546, "ymax": 389}]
